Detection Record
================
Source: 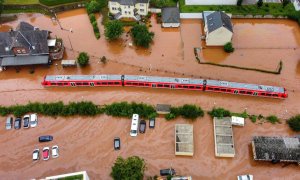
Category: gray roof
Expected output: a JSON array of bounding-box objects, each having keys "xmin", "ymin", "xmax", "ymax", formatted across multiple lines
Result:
[
  {"xmin": 110, "ymin": 0, "xmax": 149, "ymax": 5},
  {"xmin": 162, "ymin": 7, "xmax": 180, "ymax": 24},
  {"xmin": 206, "ymin": 11, "xmax": 233, "ymax": 33},
  {"xmin": 0, "ymin": 55, "xmax": 49, "ymax": 66},
  {"xmin": 0, "ymin": 22, "xmax": 49, "ymax": 58}
]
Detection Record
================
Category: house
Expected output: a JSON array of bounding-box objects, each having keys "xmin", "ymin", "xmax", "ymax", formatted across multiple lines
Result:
[
  {"xmin": 0, "ymin": 22, "xmax": 50, "ymax": 69},
  {"xmin": 45, "ymin": 171, "xmax": 90, "ymax": 180},
  {"xmin": 162, "ymin": 7, "xmax": 180, "ymax": 28},
  {"xmin": 294, "ymin": 0, "xmax": 300, "ymax": 11},
  {"xmin": 203, "ymin": 11, "xmax": 233, "ymax": 46},
  {"xmin": 185, "ymin": 0, "xmax": 237, "ymax": 5},
  {"xmin": 108, "ymin": 0, "xmax": 150, "ymax": 21},
  {"xmin": 175, "ymin": 124, "xmax": 193, "ymax": 156}
]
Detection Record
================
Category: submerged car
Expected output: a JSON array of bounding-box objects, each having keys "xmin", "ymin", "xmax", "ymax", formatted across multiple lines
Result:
[
  {"xmin": 139, "ymin": 120, "xmax": 146, "ymax": 133},
  {"xmin": 14, "ymin": 117, "xmax": 21, "ymax": 129},
  {"xmin": 32, "ymin": 149, "xmax": 40, "ymax": 161},
  {"xmin": 160, "ymin": 168, "xmax": 176, "ymax": 176},
  {"xmin": 5, "ymin": 117, "xmax": 13, "ymax": 130},
  {"xmin": 23, "ymin": 115, "xmax": 30, "ymax": 128},
  {"xmin": 149, "ymin": 118, "xmax": 155, "ymax": 129},
  {"xmin": 43, "ymin": 147, "xmax": 50, "ymax": 160},
  {"xmin": 52, "ymin": 145, "xmax": 59, "ymax": 158},
  {"xmin": 30, "ymin": 113, "xmax": 38, "ymax": 128},
  {"xmin": 114, "ymin": 137, "xmax": 121, "ymax": 150},
  {"xmin": 39, "ymin": 135, "xmax": 53, "ymax": 142}
]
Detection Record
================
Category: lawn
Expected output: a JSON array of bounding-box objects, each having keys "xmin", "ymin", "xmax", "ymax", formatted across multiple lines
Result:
[
  {"xmin": 4, "ymin": 0, "xmax": 39, "ymax": 4},
  {"xmin": 179, "ymin": 0, "xmax": 295, "ymax": 16}
]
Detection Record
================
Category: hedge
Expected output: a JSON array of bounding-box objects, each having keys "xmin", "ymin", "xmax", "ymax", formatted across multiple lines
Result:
[
  {"xmin": 39, "ymin": 0, "xmax": 86, "ymax": 6},
  {"xmin": 165, "ymin": 104, "xmax": 204, "ymax": 121},
  {"xmin": 287, "ymin": 115, "xmax": 300, "ymax": 132}
]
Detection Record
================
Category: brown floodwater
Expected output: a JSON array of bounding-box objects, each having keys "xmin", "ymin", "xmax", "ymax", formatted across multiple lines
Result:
[{"xmin": 0, "ymin": 9, "xmax": 300, "ymax": 179}]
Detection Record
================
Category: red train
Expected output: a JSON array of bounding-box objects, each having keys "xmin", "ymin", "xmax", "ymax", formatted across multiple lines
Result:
[{"xmin": 42, "ymin": 74, "xmax": 288, "ymax": 99}]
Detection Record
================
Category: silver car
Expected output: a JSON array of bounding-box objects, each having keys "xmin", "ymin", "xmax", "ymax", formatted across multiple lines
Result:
[
  {"xmin": 5, "ymin": 117, "xmax": 13, "ymax": 130},
  {"xmin": 30, "ymin": 114, "xmax": 38, "ymax": 128}
]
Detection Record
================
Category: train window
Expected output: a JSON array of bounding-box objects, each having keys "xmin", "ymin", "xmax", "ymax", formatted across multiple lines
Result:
[
  {"xmin": 189, "ymin": 86, "xmax": 195, "ymax": 89},
  {"xmin": 57, "ymin": 83, "xmax": 63, "ymax": 86},
  {"xmin": 261, "ymin": 93, "xmax": 266, "ymax": 96},
  {"xmin": 234, "ymin": 90, "xmax": 238, "ymax": 94},
  {"xmin": 266, "ymin": 93, "xmax": 272, "ymax": 96},
  {"xmin": 164, "ymin": 84, "xmax": 170, "ymax": 88},
  {"xmin": 272, "ymin": 94, "xmax": 278, "ymax": 97},
  {"xmin": 145, "ymin": 83, "xmax": 150, "ymax": 86},
  {"xmin": 83, "ymin": 82, "xmax": 89, "ymax": 85},
  {"xmin": 171, "ymin": 85, "xmax": 175, "ymax": 89},
  {"xmin": 102, "ymin": 82, "xmax": 107, "ymax": 85},
  {"xmin": 108, "ymin": 82, "xmax": 113, "ymax": 85},
  {"xmin": 114, "ymin": 82, "xmax": 120, "ymax": 85},
  {"xmin": 253, "ymin": 92, "xmax": 258, "ymax": 96},
  {"xmin": 126, "ymin": 82, "xmax": 132, "ymax": 85},
  {"xmin": 51, "ymin": 83, "xmax": 57, "ymax": 86},
  {"xmin": 196, "ymin": 86, "xmax": 201, "ymax": 89},
  {"xmin": 214, "ymin": 88, "xmax": 220, "ymax": 91},
  {"xmin": 76, "ymin": 82, "xmax": 82, "ymax": 85},
  {"xmin": 221, "ymin": 89, "xmax": 226, "ymax": 92},
  {"xmin": 246, "ymin": 91, "xmax": 252, "ymax": 95},
  {"xmin": 152, "ymin": 84, "xmax": 156, "ymax": 88},
  {"xmin": 240, "ymin": 91, "xmax": 246, "ymax": 94},
  {"xmin": 227, "ymin": 89, "xmax": 231, "ymax": 92},
  {"xmin": 139, "ymin": 83, "xmax": 144, "ymax": 86},
  {"xmin": 158, "ymin": 84, "xmax": 163, "ymax": 87},
  {"xmin": 178, "ymin": 85, "xmax": 182, "ymax": 88},
  {"xmin": 97, "ymin": 82, "xmax": 101, "ymax": 85},
  {"xmin": 183, "ymin": 86, "xmax": 188, "ymax": 88},
  {"xmin": 208, "ymin": 87, "xmax": 213, "ymax": 90},
  {"xmin": 64, "ymin": 83, "xmax": 68, "ymax": 85}
]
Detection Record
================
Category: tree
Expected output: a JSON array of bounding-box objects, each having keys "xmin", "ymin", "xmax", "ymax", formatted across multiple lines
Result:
[
  {"xmin": 257, "ymin": 0, "xmax": 263, "ymax": 8},
  {"xmin": 0, "ymin": 0, "xmax": 4, "ymax": 17},
  {"xmin": 131, "ymin": 24, "xmax": 154, "ymax": 48},
  {"xmin": 111, "ymin": 156, "xmax": 146, "ymax": 180},
  {"xmin": 104, "ymin": 20, "xmax": 124, "ymax": 40},
  {"xmin": 86, "ymin": 0, "xmax": 100, "ymax": 14},
  {"xmin": 287, "ymin": 115, "xmax": 300, "ymax": 132},
  {"xmin": 282, "ymin": 0, "xmax": 290, "ymax": 7},
  {"xmin": 77, "ymin": 52, "xmax": 89, "ymax": 67},
  {"xmin": 224, "ymin": 42, "xmax": 234, "ymax": 53},
  {"xmin": 237, "ymin": 0, "xmax": 243, "ymax": 6}
]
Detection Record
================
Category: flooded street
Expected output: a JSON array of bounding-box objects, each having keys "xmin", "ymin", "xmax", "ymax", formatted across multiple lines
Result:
[{"xmin": 0, "ymin": 9, "xmax": 300, "ymax": 179}]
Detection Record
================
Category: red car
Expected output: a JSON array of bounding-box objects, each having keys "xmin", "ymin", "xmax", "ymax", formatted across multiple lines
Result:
[{"xmin": 43, "ymin": 147, "xmax": 50, "ymax": 161}]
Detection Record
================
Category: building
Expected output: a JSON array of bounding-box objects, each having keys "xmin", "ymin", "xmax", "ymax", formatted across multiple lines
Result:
[
  {"xmin": 175, "ymin": 124, "xmax": 193, "ymax": 156},
  {"xmin": 156, "ymin": 104, "xmax": 171, "ymax": 114},
  {"xmin": 294, "ymin": 0, "xmax": 300, "ymax": 11},
  {"xmin": 162, "ymin": 7, "xmax": 180, "ymax": 28},
  {"xmin": 0, "ymin": 22, "xmax": 50, "ymax": 69},
  {"xmin": 252, "ymin": 136, "xmax": 300, "ymax": 164},
  {"xmin": 185, "ymin": 0, "xmax": 237, "ymax": 5},
  {"xmin": 45, "ymin": 171, "xmax": 90, "ymax": 180},
  {"xmin": 203, "ymin": 11, "xmax": 233, "ymax": 46},
  {"xmin": 213, "ymin": 117, "xmax": 235, "ymax": 157},
  {"xmin": 108, "ymin": 0, "xmax": 150, "ymax": 21},
  {"xmin": 231, "ymin": 116, "xmax": 245, "ymax": 126}
]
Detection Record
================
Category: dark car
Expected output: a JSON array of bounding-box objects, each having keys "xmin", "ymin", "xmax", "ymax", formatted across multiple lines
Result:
[
  {"xmin": 14, "ymin": 117, "xmax": 21, "ymax": 129},
  {"xmin": 139, "ymin": 120, "xmax": 146, "ymax": 133},
  {"xmin": 23, "ymin": 115, "xmax": 30, "ymax": 128},
  {"xmin": 149, "ymin": 118, "xmax": 155, "ymax": 129},
  {"xmin": 160, "ymin": 168, "xmax": 176, "ymax": 176},
  {"xmin": 39, "ymin": 135, "xmax": 53, "ymax": 142},
  {"xmin": 6, "ymin": 117, "xmax": 13, "ymax": 130},
  {"xmin": 114, "ymin": 137, "xmax": 121, "ymax": 150}
]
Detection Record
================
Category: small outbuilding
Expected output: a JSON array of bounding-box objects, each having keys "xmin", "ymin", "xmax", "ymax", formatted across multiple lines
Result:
[
  {"xmin": 162, "ymin": 7, "xmax": 180, "ymax": 28},
  {"xmin": 175, "ymin": 124, "xmax": 193, "ymax": 156},
  {"xmin": 231, "ymin": 116, "xmax": 245, "ymax": 126},
  {"xmin": 156, "ymin": 104, "xmax": 171, "ymax": 114},
  {"xmin": 203, "ymin": 11, "xmax": 233, "ymax": 46}
]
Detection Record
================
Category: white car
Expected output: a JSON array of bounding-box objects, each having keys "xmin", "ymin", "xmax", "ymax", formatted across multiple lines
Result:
[
  {"xmin": 237, "ymin": 174, "xmax": 253, "ymax": 180},
  {"xmin": 52, "ymin": 145, "xmax": 59, "ymax": 158},
  {"xmin": 32, "ymin": 149, "xmax": 40, "ymax": 161},
  {"xmin": 30, "ymin": 114, "xmax": 38, "ymax": 128},
  {"xmin": 42, "ymin": 147, "xmax": 50, "ymax": 161}
]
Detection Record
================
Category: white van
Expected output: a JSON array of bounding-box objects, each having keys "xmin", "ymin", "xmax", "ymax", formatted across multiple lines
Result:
[{"xmin": 130, "ymin": 114, "xmax": 139, "ymax": 137}]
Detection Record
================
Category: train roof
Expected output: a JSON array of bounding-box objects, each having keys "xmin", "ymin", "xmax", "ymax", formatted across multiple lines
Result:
[
  {"xmin": 44, "ymin": 75, "xmax": 122, "ymax": 81},
  {"xmin": 124, "ymin": 75, "xmax": 204, "ymax": 85}
]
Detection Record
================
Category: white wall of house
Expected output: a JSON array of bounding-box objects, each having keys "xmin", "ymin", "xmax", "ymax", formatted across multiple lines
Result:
[
  {"xmin": 185, "ymin": 0, "xmax": 237, "ymax": 5},
  {"xmin": 108, "ymin": 1, "xmax": 149, "ymax": 18},
  {"xmin": 162, "ymin": 23, "xmax": 180, "ymax": 28},
  {"xmin": 206, "ymin": 27, "xmax": 233, "ymax": 46},
  {"xmin": 108, "ymin": 2, "xmax": 120, "ymax": 14},
  {"xmin": 136, "ymin": 3, "xmax": 149, "ymax": 15},
  {"xmin": 294, "ymin": 0, "xmax": 300, "ymax": 11}
]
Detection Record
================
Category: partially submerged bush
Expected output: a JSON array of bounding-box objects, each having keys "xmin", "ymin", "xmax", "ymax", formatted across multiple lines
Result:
[
  {"xmin": 287, "ymin": 115, "xmax": 300, "ymax": 132},
  {"xmin": 208, "ymin": 107, "xmax": 231, "ymax": 118},
  {"xmin": 224, "ymin": 42, "xmax": 234, "ymax": 53},
  {"xmin": 266, "ymin": 115, "xmax": 280, "ymax": 124},
  {"xmin": 77, "ymin": 52, "xmax": 90, "ymax": 67},
  {"xmin": 165, "ymin": 104, "xmax": 204, "ymax": 120}
]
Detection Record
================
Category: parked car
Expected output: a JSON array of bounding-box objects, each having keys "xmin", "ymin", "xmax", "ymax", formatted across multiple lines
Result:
[
  {"xmin": 14, "ymin": 117, "xmax": 21, "ymax": 129},
  {"xmin": 237, "ymin": 174, "xmax": 253, "ymax": 180},
  {"xmin": 139, "ymin": 120, "xmax": 146, "ymax": 133},
  {"xmin": 114, "ymin": 137, "xmax": 121, "ymax": 150},
  {"xmin": 5, "ymin": 117, "xmax": 13, "ymax": 130},
  {"xmin": 149, "ymin": 118, "xmax": 155, "ymax": 129},
  {"xmin": 23, "ymin": 115, "xmax": 30, "ymax": 128},
  {"xmin": 30, "ymin": 113, "xmax": 38, "ymax": 128},
  {"xmin": 52, "ymin": 145, "xmax": 59, "ymax": 158},
  {"xmin": 160, "ymin": 168, "xmax": 176, "ymax": 176},
  {"xmin": 39, "ymin": 135, "xmax": 53, "ymax": 142},
  {"xmin": 42, "ymin": 147, "xmax": 50, "ymax": 160},
  {"xmin": 32, "ymin": 149, "xmax": 40, "ymax": 161}
]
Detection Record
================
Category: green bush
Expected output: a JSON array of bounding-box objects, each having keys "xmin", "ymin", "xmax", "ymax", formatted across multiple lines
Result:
[
  {"xmin": 77, "ymin": 52, "xmax": 89, "ymax": 67},
  {"xmin": 287, "ymin": 115, "xmax": 300, "ymax": 132},
  {"xmin": 179, "ymin": 104, "xmax": 204, "ymax": 120},
  {"xmin": 249, "ymin": 115, "xmax": 257, "ymax": 123},
  {"xmin": 105, "ymin": 20, "xmax": 124, "ymax": 40},
  {"xmin": 89, "ymin": 13, "xmax": 96, "ymax": 22},
  {"xmin": 86, "ymin": 0, "xmax": 100, "ymax": 14},
  {"xmin": 266, "ymin": 115, "xmax": 279, "ymax": 124},
  {"xmin": 111, "ymin": 156, "xmax": 146, "ymax": 180},
  {"xmin": 165, "ymin": 113, "xmax": 176, "ymax": 120},
  {"xmin": 131, "ymin": 24, "xmax": 154, "ymax": 48},
  {"xmin": 208, "ymin": 107, "xmax": 231, "ymax": 118},
  {"xmin": 224, "ymin": 42, "xmax": 234, "ymax": 53},
  {"xmin": 39, "ymin": 0, "xmax": 85, "ymax": 6}
]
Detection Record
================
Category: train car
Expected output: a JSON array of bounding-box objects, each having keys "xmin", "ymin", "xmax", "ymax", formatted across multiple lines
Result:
[
  {"xmin": 42, "ymin": 75, "xmax": 123, "ymax": 87},
  {"xmin": 42, "ymin": 74, "xmax": 288, "ymax": 99}
]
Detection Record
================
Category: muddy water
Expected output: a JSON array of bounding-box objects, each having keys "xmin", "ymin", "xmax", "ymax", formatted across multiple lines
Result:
[{"xmin": 0, "ymin": 9, "xmax": 300, "ymax": 179}]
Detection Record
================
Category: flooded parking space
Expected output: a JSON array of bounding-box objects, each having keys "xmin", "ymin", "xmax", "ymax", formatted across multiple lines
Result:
[{"xmin": 0, "ymin": 9, "xmax": 300, "ymax": 179}]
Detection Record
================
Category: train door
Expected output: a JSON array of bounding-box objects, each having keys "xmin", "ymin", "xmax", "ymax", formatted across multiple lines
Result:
[
  {"xmin": 90, "ymin": 82, "xmax": 95, "ymax": 87},
  {"xmin": 171, "ymin": 85, "xmax": 175, "ymax": 89},
  {"xmin": 152, "ymin": 84, "xmax": 156, "ymax": 88},
  {"xmin": 253, "ymin": 92, "xmax": 258, "ymax": 96},
  {"xmin": 234, "ymin": 90, "xmax": 238, "ymax": 94},
  {"xmin": 71, "ymin": 82, "xmax": 76, "ymax": 87}
]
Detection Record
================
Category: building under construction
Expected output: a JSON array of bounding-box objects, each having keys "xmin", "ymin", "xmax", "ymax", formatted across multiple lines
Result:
[
  {"xmin": 175, "ymin": 124, "xmax": 193, "ymax": 156},
  {"xmin": 252, "ymin": 136, "xmax": 300, "ymax": 164}
]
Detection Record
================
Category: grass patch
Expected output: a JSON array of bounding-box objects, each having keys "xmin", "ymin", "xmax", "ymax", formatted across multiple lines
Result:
[
  {"xmin": 39, "ymin": 0, "xmax": 86, "ymax": 6},
  {"xmin": 2, "ymin": 7, "xmax": 50, "ymax": 15},
  {"xmin": 4, "ymin": 0, "xmax": 39, "ymax": 4}
]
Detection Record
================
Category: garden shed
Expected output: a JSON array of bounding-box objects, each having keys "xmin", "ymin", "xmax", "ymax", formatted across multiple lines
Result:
[{"xmin": 175, "ymin": 124, "xmax": 194, "ymax": 156}]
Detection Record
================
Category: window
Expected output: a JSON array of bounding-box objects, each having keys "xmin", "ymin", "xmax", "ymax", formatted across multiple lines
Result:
[
  {"xmin": 189, "ymin": 86, "xmax": 195, "ymax": 89},
  {"xmin": 208, "ymin": 87, "xmax": 213, "ymax": 90},
  {"xmin": 50, "ymin": 83, "xmax": 56, "ymax": 86},
  {"xmin": 102, "ymin": 82, "xmax": 107, "ymax": 85},
  {"xmin": 128, "ymin": 12, "xmax": 131, "ymax": 15},
  {"xmin": 97, "ymin": 82, "xmax": 101, "ymax": 85},
  {"xmin": 140, "ymin": 3, "xmax": 144, "ymax": 7},
  {"xmin": 164, "ymin": 84, "xmax": 169, "ymax": 88},
  {"xmin": 76, "ymin": 82, "xmax": 82, "ymax": 86},
  {"xmin": 83, "ymin": 82, "xmax": 88, "ymax": 85},
  {"xmin": 127, "ymin": 82, "xmax": 132, "ymax": 85},
  {"xmin": 140, "ymin": 9, "xmax": 144, "ymax": 12},
  {"xmin": 253, "ymin": 92, "xmax": 258, "ymax": 96},
  {"xmin": 112, "ymin": 7, "xmax": 117, "ymax": 10},
  {"xmin": 183, "ymin": 86, "xmax": 188, "ymax": 88},
  {"xmin": 221, "ymin": 89, "xmax": 227, "ymax": 92},
  {"xmin": 57, "ymin": 83, "xmax": 63, "ymax": 86},
  {"xmin": 139, "ymin": 83, "xmax": 144, "ymax": 86},
  {"xmin": 64, "ymin": 83, "xmax": 68, "ymax": 85},
  {"xmin": 196, "ymin": 86, "xmax": 201, "ymax": 89},
  {"xmin": 247, "ymin": 91, "xmax": 252, "ymax": 95},
  {"xmin": 234, "ymin": 90, "xmax": 238, "ymax": 94},
  {"xmin": 114, "ymin": 82, "xmax": 120, "ymax": 85},
  {"xmin": 158, "ymin": 84, "xmax": 163, "ymax": 87}
]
